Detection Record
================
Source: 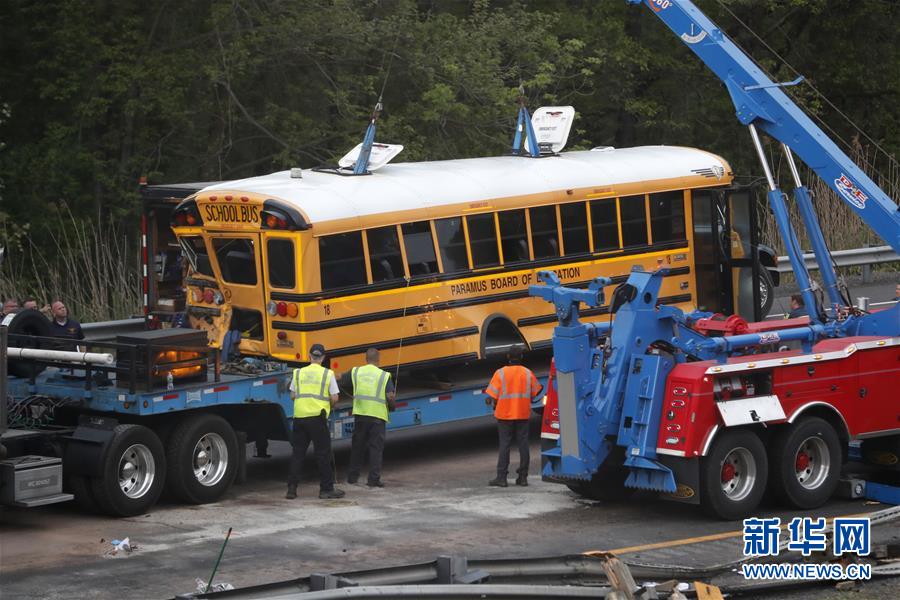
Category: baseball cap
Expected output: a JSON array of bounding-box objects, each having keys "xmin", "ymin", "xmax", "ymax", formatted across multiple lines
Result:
[{"xmin": 309, "ymin": 343, "xmax": 326, "ymax": 358}]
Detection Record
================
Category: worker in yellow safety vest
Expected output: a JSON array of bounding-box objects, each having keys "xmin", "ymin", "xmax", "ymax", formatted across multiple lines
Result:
[
  {"xmin": 484, "ymin": 345, "xmax": 543, "ymax": 487},
  {"xmin": 286, "ymin": 343, "xmax": 345, "ymax": 500},
  {"xmin": 345, "ymin": 348, "xmax": 396, "ymax": 487}
]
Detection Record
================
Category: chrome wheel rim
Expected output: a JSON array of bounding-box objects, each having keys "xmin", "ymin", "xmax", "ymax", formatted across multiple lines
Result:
[
  {"xmin": 720, "ymin": 447, "xmax": 757, "ymax": 502},
  {"xmin": 119, "ymin": 444, "xmax": 155, "ymax": 499},
  {"xmin": 193, "ymin": 432, "xmax": 228, "ymax": 486},
  {"xmin": 794, "ymin": 436, "xmax": 830, "ymax": 490}
]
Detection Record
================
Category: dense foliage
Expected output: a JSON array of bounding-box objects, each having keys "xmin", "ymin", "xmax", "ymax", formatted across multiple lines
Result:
[{"xmin": 0, "ymin": 0, "xmax": 897, "ymax": 319}]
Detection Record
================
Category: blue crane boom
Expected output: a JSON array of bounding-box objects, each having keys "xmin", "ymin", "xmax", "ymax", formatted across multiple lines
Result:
[{"xmin": 627, "ymin": 0, "xmax": 900, "ymax": 319}]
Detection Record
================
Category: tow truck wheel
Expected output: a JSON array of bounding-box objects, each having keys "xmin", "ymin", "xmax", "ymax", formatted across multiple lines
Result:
[
  {"xmin": 700, "ymin": 429, "xmax": 768, "ymax": 520},
  {"xmin": 90, "ymin": 424, "xmax": 166, "ymax": 517},
  {"xmin": 166, "ymin": 414, "xmax": 238, "ymax": 504},
  {"xmin": 769, "ymin": 417, "xmax": 841, "ymax": 509}
]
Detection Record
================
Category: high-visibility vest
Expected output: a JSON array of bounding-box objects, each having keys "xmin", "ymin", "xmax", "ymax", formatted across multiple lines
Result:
[
  {"xmin": 485, "ymin": 364, "xmax": 541, "ymax": 420},
  {"xmin": 292, "ymin": 363, "xmax": 333, "ymax": 418},
  {"xmin": 351, "ymin": 363, "xmax": 390, "ymax": 422}
]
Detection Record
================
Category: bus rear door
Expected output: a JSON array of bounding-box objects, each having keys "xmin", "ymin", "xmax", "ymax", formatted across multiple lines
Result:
[{"xmin": 207, "ymin": 233, "xmax": 268, "ymax": 355}]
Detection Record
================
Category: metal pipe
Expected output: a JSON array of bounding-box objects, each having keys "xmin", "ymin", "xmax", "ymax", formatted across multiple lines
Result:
[
  {"xmin": 783, "ymin": 144, "xmax": 844, "ymax": 310},
  {"xmin": 749, "ymin": 124, "xmax": 776, "ymax": 191},
  {"xmin": 7, "ymin": 347, "xmax": 114, "ymax": 365},
  {"xmin": 749, "ymin": 125, "xmax": 820, "ymax": 323}
]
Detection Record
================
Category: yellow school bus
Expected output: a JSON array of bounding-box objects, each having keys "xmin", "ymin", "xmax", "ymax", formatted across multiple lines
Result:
[{"xmin": 170, "ymin": 145, "xmax": 744, "ymax": 372}]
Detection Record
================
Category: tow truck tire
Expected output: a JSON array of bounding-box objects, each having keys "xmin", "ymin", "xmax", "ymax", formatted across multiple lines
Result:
[
  {"xmin": 567, "ymin": 448, "xmax": 635, "ymax": 502},
  {"xmin": 769, "ymin": 417, "xmax": 841, "ymax": 509},
  {"xmin": 90, "ymin": 424, "xmax": 166, "ymax": 517},
  {"xmin": 700, "ymin": 429, "xmax": 768, "ymax": 520},
  {"xmin": 166, "ymin": 414, "xmax": 238, "ymax": 504}
]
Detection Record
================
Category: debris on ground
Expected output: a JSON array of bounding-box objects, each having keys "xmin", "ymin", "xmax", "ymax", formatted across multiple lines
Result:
[
  {"xmin": 195, "ymin": 578, "xmax": 234, "ymax": 593},
  {"xmin": 103, "ymin": 537, "xmax": 136, "ymax": 558}
]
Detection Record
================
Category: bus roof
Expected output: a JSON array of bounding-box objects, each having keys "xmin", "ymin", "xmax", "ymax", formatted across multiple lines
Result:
[{"xmin": 198, "ymin": 145, "xmax": 730, "ymax": 230}]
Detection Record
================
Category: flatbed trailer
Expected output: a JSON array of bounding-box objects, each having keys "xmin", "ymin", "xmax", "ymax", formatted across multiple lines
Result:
[{"xmin": 1, "ymin": 325, "xmax": 547, "ymax": 517}]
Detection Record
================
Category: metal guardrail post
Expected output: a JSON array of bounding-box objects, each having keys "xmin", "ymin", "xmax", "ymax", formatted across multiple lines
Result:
[{"xmin": 862, "ymin": 243, "xmax": 872, "ymax": 283}]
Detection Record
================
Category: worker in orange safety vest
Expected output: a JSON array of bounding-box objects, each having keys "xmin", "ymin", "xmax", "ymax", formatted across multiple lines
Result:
[{"xmin": 484, "ymin": 345, "xmax": 543, "ymax": 487}]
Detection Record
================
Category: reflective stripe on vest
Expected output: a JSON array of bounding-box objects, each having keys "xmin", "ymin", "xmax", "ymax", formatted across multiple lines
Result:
[
  {"xmin": 293, "ymin": 363, "xmax": 332, "ymax": 418},
  {"xmin": 351, "ymin": 364, "xmax": 390, "ymax": 422}
]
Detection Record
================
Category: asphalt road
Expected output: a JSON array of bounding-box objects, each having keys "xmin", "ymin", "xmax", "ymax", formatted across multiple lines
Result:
[{"xmin": 1, "ymin": 418, "xmax": 897, "ymax": 599}]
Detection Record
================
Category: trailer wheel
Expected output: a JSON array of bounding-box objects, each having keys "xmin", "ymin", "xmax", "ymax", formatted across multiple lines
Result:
[
  {"xmin": 769, "ymin": 417, "xmax": 840, "ymax": 509},
  {"xmin": 90, "ymin": 424, "xmax": 166, "ymax": 517},
  {"xmin": 700, "ymin": 429, "xmax": 767, "ymax": 520},
  {"xmin": 166, "ymin": 414, "xmax": 238, "ymax": 504}
]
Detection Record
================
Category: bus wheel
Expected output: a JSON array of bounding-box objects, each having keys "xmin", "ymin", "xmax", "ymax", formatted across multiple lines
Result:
[
  {"xmin": 759, "ymin": 269, "xmax": 775, "ymax": 317},
  {"xmin": 769, "ymin": 418, "xmax": 840, "ymax": 509},
  {"xmin": 700, "ymin": 429, "xmax": 767, "ymax": 520},
  {"xmin": 166, "ymin": 414, "xmax": 238, "ymax": 504},
  {"xmin": 90, "ymin": 424, "xmax": 166, "ymax": 517}
]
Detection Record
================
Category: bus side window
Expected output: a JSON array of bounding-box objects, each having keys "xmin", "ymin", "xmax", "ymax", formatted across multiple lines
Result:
[
  {"xmin": 319, "ymin": 232, "xmax": 367, "ymax": 290},
  {"xmin": 367, "ymin": 225, "xmax": 404, "ymax": 282},
  {"xmin": 530, "ymin": 205, "xmax": 560, "ymax": 259},
  {"xmin": 212, "ymin": 238, "xmax": 257, "ymax": 285},
  {"xmin": 434, "ymin": 217, "xmax": 469, "ymax": 273},
  {"xmin": 401, "ymin": 221, "xmax": 438, "ymax": 276},
  {"xmin": 466, "ymin": 213, "xmax": 500, "ymax": 268},
  {"xmin": 266, "ymin": 238, "xmax": 296, "ymax": 288},
  {"xmin": 649, "ymin": 191, "xmax": 686, "ymax": 244},
  {"xmin": 590, "ymin": 199, "xmax": 619, "ymax": 252},
  {"xmin": 620, "ymin": 195, "xmax": 648, "ymax": 248},
  {"xmin": 560, "ymin": 202, "xmax": 589, "ymax": 255},
  {"xmin": 498, "ymin": 209, "xmax": 529, "ymax": 263}
]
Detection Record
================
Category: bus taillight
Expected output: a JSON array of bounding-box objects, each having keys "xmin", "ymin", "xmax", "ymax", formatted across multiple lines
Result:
[
  {"xmin": 171, "ymin": 199, "xmax": 203, "ymax": 228},
  {"xmin": 264, "ymin": 213, "xmax": 288, "ymax": 229}
]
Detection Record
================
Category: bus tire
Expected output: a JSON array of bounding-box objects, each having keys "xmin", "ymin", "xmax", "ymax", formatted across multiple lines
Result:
[
  {"xmin": 759, "ymin": 269, "xmax": 775, "ymax": 317},
  {"xmin": 90, "ymin": 424, "xmax": 166, "ymax": 517},
  {"xmin": 768, "ymin": 418, "xmax": 840, "ymax": 509},
  {"xmin": 166, "ymin": 413, "xmax": 238, "ymax": 504},
  {"xmin": 700, "ymin": 428, "xmax": 767, "ymax": 520}
]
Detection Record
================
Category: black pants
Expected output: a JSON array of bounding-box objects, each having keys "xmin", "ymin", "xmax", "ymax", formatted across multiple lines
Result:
[
  {"xmin": 348, "ymin": 415, "xmax": 386, "ymax": 484},
  {"xmin": 288, "ymin": 415, "xmax": 335, "ymax": 491},
  {"xmin": 496, "ymin": 419, "xmax": 530, "ymax": 478}
]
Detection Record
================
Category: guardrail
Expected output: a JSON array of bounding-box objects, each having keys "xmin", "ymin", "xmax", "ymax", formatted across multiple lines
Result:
[
  {"xmin": 776, "ymin": 245, "xmax": 898, "ymax": 279},
  {"xmin": 81, "ymin": 317, "xmax": 145, "ymax": 341}
]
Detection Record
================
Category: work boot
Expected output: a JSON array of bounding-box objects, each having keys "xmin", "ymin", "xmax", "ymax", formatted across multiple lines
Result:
[
  {"xmin": 516, "ymin": 475, "xmax": 528, "ymax": 487},
  {"xmin": 488, "ymin": 477, "xmax": 508, "ymax": 488},
  {"xmin": 285, "ymin": 485, "xmax": 297, "ymax": 499},
  {"xmin": 347, "ymin": 475, "xmax": 358, "ymax": 484},
  {"xmin": 367, "ymin": 480, "xmax": 384, "ymax": 488},
  {"xmin": 319, "ymin": 488, "xmax": 346, "ymax": 499}
]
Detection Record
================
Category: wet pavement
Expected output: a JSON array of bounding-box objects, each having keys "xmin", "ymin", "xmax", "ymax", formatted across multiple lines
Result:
[{"xmin": 1, "ymin": 418, "xmax": 897, "ymax": 599}]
